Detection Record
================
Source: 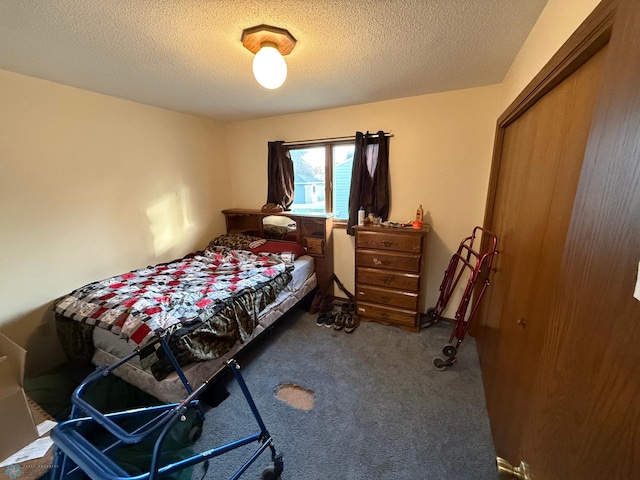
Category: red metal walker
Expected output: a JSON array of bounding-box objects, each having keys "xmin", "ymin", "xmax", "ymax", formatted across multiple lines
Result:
[{"xmin": 422, "ymin": 226, "xmax": 499, "ymax": 371}]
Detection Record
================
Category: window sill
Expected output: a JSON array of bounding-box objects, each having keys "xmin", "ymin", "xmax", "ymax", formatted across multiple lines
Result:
[{"xmin": 333, "ymin": 219, "xmax": 348, "ymax": 229}]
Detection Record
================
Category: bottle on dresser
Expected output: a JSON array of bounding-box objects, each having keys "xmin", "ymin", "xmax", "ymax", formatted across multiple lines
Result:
[{"xmin": 414, "ymin": 204, "xmax": 424, "ymax": 229}]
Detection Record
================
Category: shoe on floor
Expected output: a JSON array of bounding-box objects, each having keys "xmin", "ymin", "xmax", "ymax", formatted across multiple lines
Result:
[
  {"xmin": 324, "ymin": 312, "xmax": 335, "ymax": 328},
  {"xmin": 344, "ymin": 304, "xmax": 360, "ymax": 333},
  {"xmin": 333, "ymin": 303, "xmax": 349, "ymax": 331},
  {"xmin": 316, "ymin": 311, "xmax": 333, "ymax": 327}
]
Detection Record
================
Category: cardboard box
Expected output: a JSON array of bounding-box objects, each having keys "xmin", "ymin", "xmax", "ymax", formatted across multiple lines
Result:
[{"xmin": 0, "ymin": 332, "xmax": 39, "ymax": 462}]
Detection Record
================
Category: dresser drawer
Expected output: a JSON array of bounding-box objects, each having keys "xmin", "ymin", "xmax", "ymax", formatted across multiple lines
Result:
[
  {"xmin": 356, "ymin": 231, "xmax": 422, "ymax": 252},
  {"xmin": 304, "ymin": 237, "xmax": 324, "ymax": 255},
  {"xmin": 356, "ymin": 284, "xmax": 418, "ymax": 310},
  {"xmin": 356, "ymin": 267, "xmax": 420, "ymax": 291},
  {"xmin": 356, "ymin": 249, "xmax": 421, "ymax": 272},
  {"xmin": 356, "ymin": 301, "xmax": 417, "ymax": 328}
]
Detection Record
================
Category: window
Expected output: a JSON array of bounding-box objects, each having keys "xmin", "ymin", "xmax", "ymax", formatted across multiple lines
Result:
[{"xmin": 288, "ymin": 141, "xmax": 355, "ymax": 221}]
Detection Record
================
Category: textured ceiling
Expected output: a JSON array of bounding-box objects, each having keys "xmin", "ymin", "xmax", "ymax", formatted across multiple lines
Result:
[{"xmin": 0, "ymin": 0, "xmax": 548, "ymax": 123}]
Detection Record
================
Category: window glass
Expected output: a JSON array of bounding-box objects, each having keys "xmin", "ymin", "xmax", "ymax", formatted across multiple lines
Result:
[
  {"xmin": 332, "ymin": 144, "xmax": 354, "ymax": 220},
  {"xmin": 290, "ymin": 146, "xmax": 325, "ymax": 213},
  {"xmin": 290, "ymin": 142, "xmax": 355, "ymax": 220}
]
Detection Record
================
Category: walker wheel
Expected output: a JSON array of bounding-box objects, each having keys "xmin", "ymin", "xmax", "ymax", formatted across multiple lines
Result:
[
  {"xmin": 261, "ymin": 466, "xmax": 281, "ymax": 480},
  {"xmin": 432, "ymin": 356, "xmax": 448, "ymax": 371},
  {"xmin": 442, "ymin": 343, "xmax": 457, "ymax": 359}
]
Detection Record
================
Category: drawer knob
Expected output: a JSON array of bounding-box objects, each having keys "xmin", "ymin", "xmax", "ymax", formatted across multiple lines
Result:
[
  {"xmin": 381, "ymin": 276, "xmax": 393, "ymax": 285},
  {"xmin": 381, "ymin": 240, "xmax": 393, "ymax": 247},
  {"xmin": 380, "ymin": 312, "xmax": 390, "ymax": 319},
  {"xmin": 379, "ymin": 296, "xmax": 390, "ymax": 302},
  {"xmin": 372, "ymin": 258, "xmax": 392, "ymax": 266}
]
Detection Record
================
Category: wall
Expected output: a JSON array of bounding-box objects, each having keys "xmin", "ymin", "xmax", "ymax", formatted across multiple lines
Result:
[
  {"xmin": 224, "ymin": 85, "xmax": 503, "ymax": 312},
  {"xmin": 0, "ymin": 69, "xmax": 229, "ymax": 374}
]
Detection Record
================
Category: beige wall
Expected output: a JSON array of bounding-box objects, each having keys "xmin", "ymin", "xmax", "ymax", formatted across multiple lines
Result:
[
  {"xmin": 0, "ymin": 69, "xmax": 229, "ymax": 374},
  {"xmin": 224, "ymin": 85, "xmax": 504, "ymax": 311}
]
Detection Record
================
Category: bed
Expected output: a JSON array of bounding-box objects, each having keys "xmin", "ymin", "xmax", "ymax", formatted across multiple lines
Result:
[{"xmin": 53, "ymin": 232, "xmax": 317, "ymax": 403}]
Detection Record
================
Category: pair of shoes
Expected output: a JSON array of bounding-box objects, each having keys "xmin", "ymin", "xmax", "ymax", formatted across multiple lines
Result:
[
  {"xmin": 333, "ymin": 302, "xmax": 350, "ymax": 331},
  {"xmin": 316, "ymin": 311, "xmax": 335, "ymax": 328},
  {"xmin": 344, "ymin": 304, "xmax": 360, "ymax": 333}
]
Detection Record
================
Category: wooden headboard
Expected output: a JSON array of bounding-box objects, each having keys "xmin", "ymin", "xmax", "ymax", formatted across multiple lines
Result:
[{"xmin": 221, "ymin": 209, "xmax": 334, "ymax": 291}]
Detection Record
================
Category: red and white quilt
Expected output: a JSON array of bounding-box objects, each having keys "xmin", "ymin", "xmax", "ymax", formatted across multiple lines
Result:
[{"xmin": 54, "ymin": 248, "xmax": 291, "ymax": 346}]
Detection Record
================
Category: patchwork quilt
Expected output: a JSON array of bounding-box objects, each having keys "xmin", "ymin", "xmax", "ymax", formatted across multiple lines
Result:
[{"xmin": 54, "ymin": 248, "xmax": 292, "ymax": 347}]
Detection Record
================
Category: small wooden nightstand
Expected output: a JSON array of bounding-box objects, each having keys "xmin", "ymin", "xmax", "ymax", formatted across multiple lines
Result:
[{"xmin": 353, "ymin": 224, "xmax": 429, "ymax": 332}]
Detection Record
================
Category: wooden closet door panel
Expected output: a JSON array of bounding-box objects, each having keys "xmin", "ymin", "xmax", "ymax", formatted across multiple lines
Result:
[
  {"xmin": 473, "ymin": 117, "xmax": 534, "ymax": 365},
  {"xmin": 478, "ymin": 42, "xmax": 608, "ymax": 461},
  {"xmin": 482, "ymin": 84, "xmax": 580, "ymax": 457},
  {"xmin": 520, "ymin": 0, "xmax": 640, "ymax": 476}
]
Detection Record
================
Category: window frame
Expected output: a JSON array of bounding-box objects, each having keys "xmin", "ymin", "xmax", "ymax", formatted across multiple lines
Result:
[{"xmin": 287, "ymin": 139, "xmax": 354, "ymax": 227}]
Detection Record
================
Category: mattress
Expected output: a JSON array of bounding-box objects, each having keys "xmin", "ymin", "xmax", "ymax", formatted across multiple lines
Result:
[{"xmin": 91, "ymin": 255, "xmax": 316, "ymax": 403}]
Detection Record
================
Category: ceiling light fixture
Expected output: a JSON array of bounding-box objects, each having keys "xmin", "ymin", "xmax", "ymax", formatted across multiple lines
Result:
[{"xmin": 241, "ymin": 25, "xmax": 297, "ymax": 90}]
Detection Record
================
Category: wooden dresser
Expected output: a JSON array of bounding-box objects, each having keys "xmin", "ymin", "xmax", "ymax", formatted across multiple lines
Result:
[
  {"xmin": 353, "ymin": 224, "xmax": 429, "ymax": 332},
  {"xmin": 222, "ymin": 209, "xmax": 334, "ymax": 291}
]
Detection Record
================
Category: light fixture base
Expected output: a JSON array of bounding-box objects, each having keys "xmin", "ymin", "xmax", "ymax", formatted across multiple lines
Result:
[{"xmin": 241, "ymin": 25, "xmax": 296, "ymax": 56}]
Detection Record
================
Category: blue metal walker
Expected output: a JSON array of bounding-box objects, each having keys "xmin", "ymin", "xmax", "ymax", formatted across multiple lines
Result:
[{"xmin": 50, "ymin": 334, "xmax": 284, "ymax": 480}]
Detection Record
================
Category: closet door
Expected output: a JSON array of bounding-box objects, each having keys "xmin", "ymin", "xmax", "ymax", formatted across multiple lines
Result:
[
  {"xmin": 474, "ymin": 0, "xmax": 613, "ymax": 469},
  {"xmin": 482, "ymin": 44, "xmax": 607, "ymax": 462},
  {"xmin": 518, "ymin": 0, "xmax": 640, "ymax": 476}
]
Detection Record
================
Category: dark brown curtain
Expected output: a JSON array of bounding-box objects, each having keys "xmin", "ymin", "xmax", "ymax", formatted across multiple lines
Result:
[
  {"xmin": 266, "ymin": 141, "xmax": 294, "ymax": 210},
  {"xmin": 347, "ymin": 131, "xmax": 390, "ymax": 235}
]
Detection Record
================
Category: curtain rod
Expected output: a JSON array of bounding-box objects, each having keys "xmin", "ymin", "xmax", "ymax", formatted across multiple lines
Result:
[{"xmin": 282, "ymin": 132, "xmax": 393, "ymax": 147}]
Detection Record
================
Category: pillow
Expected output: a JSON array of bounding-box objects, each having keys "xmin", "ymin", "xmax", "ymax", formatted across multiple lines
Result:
[
  {"xmin": 250, "ymin": 240, "xmax": 307, "ymax": 259},
  {"xmin": 263, "ymin": 224, "xmax": 293, "ymax": 240},
  {"xmin": 206, "ymin": 233, "xmax": 263, "ymax": 251}
]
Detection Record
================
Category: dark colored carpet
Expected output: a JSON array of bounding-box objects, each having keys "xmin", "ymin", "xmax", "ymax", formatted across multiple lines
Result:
[{"xmin": 191, "ymin": 306, "xmax": 497, "ymax": 479}]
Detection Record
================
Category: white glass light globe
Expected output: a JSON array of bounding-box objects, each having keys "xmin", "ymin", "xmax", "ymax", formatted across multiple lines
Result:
[{"xmin": 252, "ymin": 45, "xmax": 287, "ymax": 89}]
